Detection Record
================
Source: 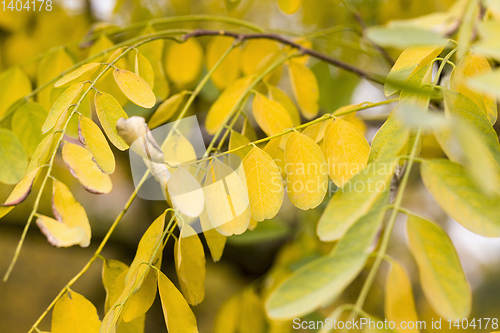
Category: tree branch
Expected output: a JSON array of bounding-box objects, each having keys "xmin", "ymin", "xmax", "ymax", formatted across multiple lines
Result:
[{"xmin": 181, "ymin": 29, "xmax": 385, "ymax": 85}]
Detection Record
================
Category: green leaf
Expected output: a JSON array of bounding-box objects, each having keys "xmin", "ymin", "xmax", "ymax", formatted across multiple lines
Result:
[
  {"xmin": 12, "ymin": 102, "xmax": 48, "ymax": 157},
  {"xmin": 42, "ymin": 82, "xmax": 85, "ymax": 133},
  {"xmin": 0, "ymin": 67, "xmax": 32, "ymax": 120},
  {"xmin": 317, "ymin": 159, "xmax": 397, "ymax": 241},
  {"xmin": 37, "ymin": 48, "xmax": 74, "ymax": 110},
  {"xmin": 456, "ymin": 0, "xmax": 479, "ymax": 60},
  {"xmin": 420, "ymin": 159, "xmax": 500, "ymax": 236},
  {"xmin": 174, "ymin": 223, "xmax": 206, "ymax": 306},
  {"xmin": 265, "ymin": 199, "xmax": 387, "ymax": 319},
  {"xmin": 158, "ymin": 271, "xmax": 199, "ymax": 333},
  {"xmin": 228, "ymin": 219, "xmax": 289, "ymax": 246},
  {"xmin": 94, "ymin": 92, "xmax": 130, "ymax": 150},
  {"xmin": 52, "ymin": 290, "xmax": 101, "ymax": 333},
  {"xmin": 368, "ymin": 111, "xmax": 410, "ymax": 164},
  {"xmin": 367, "ymin": 26, "xmax": 448, "ymax": 48},
  {"xmin": 406, "ymin": 213, "xmax": 471, "ymax": 320},
  {"xmin": 0, "ymin": 129, "xmax": 28, "ymax": 185}
]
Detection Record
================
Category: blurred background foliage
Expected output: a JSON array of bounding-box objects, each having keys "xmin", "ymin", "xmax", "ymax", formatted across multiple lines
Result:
[{"xmin": 1, "ymin": 0, "xmax": 500, "ymax": 332}]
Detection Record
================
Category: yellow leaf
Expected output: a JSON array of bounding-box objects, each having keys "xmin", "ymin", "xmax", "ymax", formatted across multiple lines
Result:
[
  {"xmin": 240, "ymin": 40, "xmax": 280, "ymax": 76},
  {"xmin": 0, "ymin": 128, "xmax": 28, "ymax": 185},
  {"xmin": 264, "ymin": 137, "xmax": 286, "ymax": 180},
  {"xmin": 0, "ymin": 67, "xmax": 31, "ymax": 120},
  {"xmin": 162, "ymin": 131, "xmax": 197, "ymax": 170},
  {"xmin": 158, "ymin": 271, "xmax": 199, "ymax": 333},
  {"xmin": 175, "ymin": 223, "xmax": 206, "ymax": 305},
  {"xmin": 239, "ymin": 288, "xmax": 265, "ymax": 333},
  {"xmin": 2, "ymin": 167, "xmax": 40, "ymax": 206},
  {"xmin": 288, "ymin": 61, "xmax": 319, "ymax": 119},
  {"xmin": 95, "ymin": 92, "xmax": 129, "ymax": 150},
  {"xmin": 242, "ymin": 117, "xmax": 257, "ymax": 141},
  {"xmin": 252, "ymin": 93, "xmax": 294, "ymax": 136},
  {"xmin": 102, "ymin": 259, "xmax": 128, "ymax": 312},
  {"xmin": 385, "ymin": 261, "xmax": 420, "ymax": 333},
  {"xmin": 204, "ymin": 159, "xmax": 251, "ymax": 236},
  {"xmin": 243, "ymin": 147, "xmax": 284, "ymax": 221},
  {"xmin": 451, "ymin": 52, "xmax": 497, "ymax": 124},
  {"xmin": 52, "ymin": 290, "xmax": 101, "ymax": 333},
  {"xmin": 165, "ymin": 38, "xmax": 203, "ymax": 88},
  {"xmin": 200, "ymin": 208, "xmax": 226, "ymax": 262},
  {"xmin": 135, "ymin": 52, "xmax": 154, "ymax": 89},
  {"xmin": 277, "ymin": 0, "xmax": 302, "ymax": 14},
  {"xmin": 167, "ymin": 167, "xmax": 204, "ymax": 218},
  {"xmin": 12, "ymin": 102, "xmax": 48, "ymax": 157},
  {"xmin": 317, "ymin": 159, "xmax": 397, "ymax": 241},
  {"xmin": 207, "ymin": 37, "xmax": 241, "ymax": 90},
  {"xmin": 36, "ymin": 215, "xmax": 87, "ymax": 248},
  {"xmin": 126, "ymin": 210, "xmax": 166, "ymax": 286},
  {"xmin": 113, "ymin": 69, "xmax": 156, "ymax": 108},
  {"xmin": 79, "ymin": 115, "xmax": 115, "ymax": 174},
  {"xmin": 229, "ymin": 130, "xmax": 252, "ymax": 160},
  {"xmin": 62, "ymin": 143, "xmax": 112, "ymax": 194},
  {"xmin": 52, "ymin": 179, "xmax": 91, "ymax": 246},
  {"xmin": 406, "ymin": 214, "xmax": 471, "ymax": 320},
  {"xmin": 339, "ymin": 112, "xmax": 367, "ymax": 134},
  {"xmin": 37, "ymin": 48, "xmax": 74, "ymax": 111},
  {"xmin": 385, "ymin": 45, "xmax": 445, "ymax": 97},
  {"xmin": 42, "ymin": 82, "xmax": 85, "ymax": 133},
  {"xmin": 322, "ymin": 118, "xmax": 370, "ymax": 186},
  {"xmin": 148, "ymin": 90, "xmax": 189, "ymax": 129},
  {"xmin": 138, "ymin": 26, "xmax": 170, "ymax": 100},
  {"xmin": 55, "ymin": 63, "xmax": 101, "ymax": 87},
  {"xmin": 267, "ymin": 85, "xmax": 301, "ymax": 126},
  {"xmin": 284, "ymin": 132, "xmax": 327, "ymax": 210},
  {"xmin": 214, "ymin": 294, "xmax": 240, "ymax": 333},
  {"xmin": 206, "ymin": 77, "xmax": 252, "ymax": 134}
]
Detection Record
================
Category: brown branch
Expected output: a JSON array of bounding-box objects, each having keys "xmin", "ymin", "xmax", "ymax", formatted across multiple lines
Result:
[{"xmin": 181, "ymin": 29, "xmax": 385, "ymax": 85}]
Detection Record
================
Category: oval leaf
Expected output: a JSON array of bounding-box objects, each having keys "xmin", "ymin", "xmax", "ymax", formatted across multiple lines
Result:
[
  {"xmin": 79, "ymin": 115, "xmax": 115, "ymax": 174},
  {"xmin": 0, "ymin": 129, "xmax": 28, "ymax": 185},
  {"xmin": 113, "ymin": 68, "xmax": 156, "ymax": 108},
  {"xmin": 12, "ymin": 102, "xmax": 48, "ymax": 157},
  {"xmin": 167, "ymin": 167, "xmax": 204, "ymax": 218},
  {"xmin": 62, "ymin": 143, "xmax": 112, "ymax": 194},
  {"xmin": 52, "ymin": 290, "xmax": 101, "ymax": 333},
  {"xmin": 42, "ymin": 82, "xmax": 84, "ymax": 133},
  {"xmin": 252, "ymin": 92, "xmax": 294, "ymax": 136},
  {"xmin": 36, "ymin": 215, "xmax": 87, "ymax": 248},
  {"xmin": 288, "ymin": 61, "xmax": 319, "ymax": 119},
  {"xmin": 148, "ymin": 90, "xmax": 189, "ymax": 129},
  {"xmin": 3, "ymin": 167, "xmax": 40, "ymax": 206},
  {"xmin": 206, "ymin": 37, "xmax": 240, "ymax": 90},
  {"xmin": 165, "ymin": 38, "xmax": 203, "ymax": 89},
  {"xmin": 94, "ymin": 92, "xmax": 129, "ymax": 150},
  {"xmin": 55, "ymin": 62, "xmax": 101, "ymax": 87}
]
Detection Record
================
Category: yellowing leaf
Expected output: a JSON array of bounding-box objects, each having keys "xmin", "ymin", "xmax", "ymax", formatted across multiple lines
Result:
[
  {"xmin": 239, "ymin": 288, "xmax": 265, "ymax": 333},
  {"xmin": 37, "ymin": 49, "xmax": 74, "ymax": 110},
  {"xmin": 206, "ymin": 77, "xmax": 252, "ymax": 135},
  {"xmin": 243, "ymin": 147, "xmax": 284, "ymax": 221},
  {"xmin": 12, "ymin": 102, "xmax": 48, "ymax": 157},
  {"xmin": 95, "ymin": 92, "xmax": 129, "ymax": 150},
  {"xmin": 240, "ymin": 40, "xmax": 280, "ymax": 76},
  {"xmin": 2, "ymin": 167, "xmax": 39, "ymax": 206},
  {"xmin": 52, "ymin": 179, "xmax": 91, "ymax": 247},
  {"xmin": 158, "ymin": 271, "xmax": 199, "ymax": 333},
  {"xmin": 367, "ymin": 26, "xmax": 448, "ymax": 49},
  {"xmin": 214, "ymin": 295, "xmax": 240, "ymax": 333},
  {"xmin": 27, "ymin": 133, "xmax": 60, "ymax": 173},
  {"xmin": 288, "ymin": 61, "xmax": 319, "ymax": 119},
  {"xmin": 175, "ymin": 223, "xmax": 206, "ymax": 305},
  {"xmin": 229, "ymin": 130, "xmax": 252, "ymax": 160},
  {"xmin": 36, "ymin": 215, "xmax": 87, "ymax": 248},
  {"xmin": 113, "ymin": 69, "xmax": 156, "ymax": 108},
  {"xmin": 167, "ymin": 167, "xmax": 204, "ymax": 218},
  {"xmin": 148, "ymin": 90, "xmax": 189, "ymax": 129},
  {"xmin": 406, "ymin": 214, "xmax": 471, "ymax": 320},
  {"xmin": 450, "ymin": 52, "xmax": 497, "ymax": 124},
  {"xmin": 42, "ymin": 82, "xmax": 84, "ymax": 133},
  {"xmin": 284, "ymin": 132, "xmax": 327, "ymax": 210},
  {"xmin": 162, "ymin": 131, "xmax": 197, "ymax": 169},
  {"xmin": 252, "ymin": 93, "xmax": 294, "ymax": 136},
  {"xmin": 385, "ymin": 261, "xmax": 420, "ymax": 333},
  {"xmin": 78, "ymin": 115, "xmax": 115, "ymax": 174},
  {"xmin": 102, "ymin": 259, "xmax": 128, "ymax": 312},
  {"xmin": 420, "ymin": 159, "xmax": 500, "ymax": 236},
  {"xmin": 55, "ymin": 63, "xmax": 101, "ymax": 87},
  {"xmin": 138, "ymin": 26, "xmax": 170, "ymax": 100},
  {"xmin": 0, "ymin": 129, "xmax": 28, "ymax": 185},
  {"xmin": 278, "ymin": 0, "xmax": 302, "ymax": 14},
  {"xmin": 204, "ymin": 159, "xmax": 251, "ymax": 236},
  {"xmin": 122, "ymin": 262, "xmax": 159, "ymax": 323},
  {"xmin": 135, "ymin": 52, "xmax": 154, "ymax": 89},
  {"xmin": 323, "ymin": 118, "xmax": 370, "ymax": 186},
  {"xmin": 0, "ymin": 67, "xmax": 31, "ymax": 120},
  {"xmin": 207, "ymin": 37, "xmax": 241, "ymax": 90},
  {"xmin": 368, "ymin": 111, "xmax": 411, "ymax": 164},
  {"xmin": 317, "ymin": 159, "xmax": 397, "ymax": 241},
  {"xmin": 165, "ymin": 39, "xmax": 203, "ymax": 88},
  {"xmin": 267, "ymin": 85, "xmax": 301, "ymax": 126},
  {"xmin": 385, "ymin": 45, "xmax": 444, "ymax": 96},
  {"xmin": 52, "ymin": 290, "xmax": 101, "ymax": 333},
  {"xmin": 62, "ymin": 143, "xmax": 112, "ymax": 194},
  {"xmin": 200, "ymin": 208, "xmax": 226, "ymax": 262}
]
